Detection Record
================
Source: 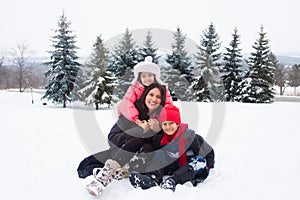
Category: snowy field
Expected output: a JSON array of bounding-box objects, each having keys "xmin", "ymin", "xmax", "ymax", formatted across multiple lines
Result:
[{"xmin": 0, "ymin": 90, "xmax": 299, "ymax": 200}]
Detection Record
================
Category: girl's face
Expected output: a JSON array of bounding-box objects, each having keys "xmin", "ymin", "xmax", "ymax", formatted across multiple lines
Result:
[
  {"xmin": 161, "ymin": 121, "xmax": 179, "ymax": 135},
  {"xmin": 140, "ymin": 72, "xmax": 155, "ymax": 86},
  {"xmin": 145, "ymin": 87, "xmax": 162, "ymax": 113}
]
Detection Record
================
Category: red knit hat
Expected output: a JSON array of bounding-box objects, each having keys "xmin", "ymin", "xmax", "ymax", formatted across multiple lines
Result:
[{"xmin": 159, "ymin": 105, "xmax": 181, "ymax": 125}]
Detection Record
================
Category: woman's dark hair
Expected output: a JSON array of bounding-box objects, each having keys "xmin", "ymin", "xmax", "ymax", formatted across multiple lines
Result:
[{"xmin": 134, "ymin": 83, "xmax": 166, "ymax": 120}]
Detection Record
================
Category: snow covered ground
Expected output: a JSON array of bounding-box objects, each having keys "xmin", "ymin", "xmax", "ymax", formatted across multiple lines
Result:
[{"xmin": 0, "ymin": 90, "xmax": 299, "ymax": 200}]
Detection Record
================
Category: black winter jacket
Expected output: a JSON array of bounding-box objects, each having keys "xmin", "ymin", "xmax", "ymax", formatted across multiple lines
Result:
[
  {"xmin": 151, "ymin": 127, "xmax": 215, "ymax": 169},
  {"xmin": 108, "ymin": 115, "xmax": 163, "ymax": 153}
]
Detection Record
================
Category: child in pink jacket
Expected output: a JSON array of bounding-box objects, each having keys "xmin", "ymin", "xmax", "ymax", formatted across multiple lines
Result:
[{"xmin": 117, "ymin": 56, "xmax": 173, "ymax": 122}]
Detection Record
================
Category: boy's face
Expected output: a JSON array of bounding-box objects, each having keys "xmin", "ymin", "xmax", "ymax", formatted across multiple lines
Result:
[
  {"xmin": 161, "ymin": 121, "xmax": 179, "ymax": 135},
  {"xmin": 140, "ymin": 72, "xmax": 155, "ymax": 86}
]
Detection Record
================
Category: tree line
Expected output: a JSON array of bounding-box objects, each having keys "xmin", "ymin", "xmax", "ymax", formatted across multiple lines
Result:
[
  {"xmin": 1, "ymin": 13, "xmax": 300, "ymax": 108},
  {"xmin": 0, "ymin": 42, "xmax": 49, "ymax": 91}
]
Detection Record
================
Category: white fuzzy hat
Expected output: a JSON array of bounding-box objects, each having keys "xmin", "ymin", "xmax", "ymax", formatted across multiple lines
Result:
[{"xmin": 132, "ymin": 56, "xmax": 165, "ymax": 85}]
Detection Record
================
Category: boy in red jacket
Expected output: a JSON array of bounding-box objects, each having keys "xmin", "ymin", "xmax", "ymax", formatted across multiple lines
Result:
[{"xmin": 129, "ymin": 105, "xmax": 215, "ymax": 191}]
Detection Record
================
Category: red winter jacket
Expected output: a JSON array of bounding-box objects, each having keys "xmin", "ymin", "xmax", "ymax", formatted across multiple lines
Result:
[{"xmin": 117, "ymin": 81, "xmax": 173, "ymax": 121}]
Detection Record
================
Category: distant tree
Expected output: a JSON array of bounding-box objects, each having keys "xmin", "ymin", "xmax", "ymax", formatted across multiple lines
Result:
[
  {"xmin": 0, "ymin": 55, "xmax": 5, "ymax": 89},
  {"xmin": 42, "ymin": 13, "xmax": 81, "ymax": 108},
  {"xmin": 288, "ymin": 64, "xmax": 300, "ymax": 95},
  {"xmin": 0, "ymin": 55, "xmax": 3, "ymax": 66},
  {"xmin": 192, "ymin": 23, "xmax": 223, "ymax": 102},
  {"xmin": 79, "ymin": 35, "xmax": 116, "ymax": 110},
  {"xmin": 0, "ymin": 57, "xmax": 14, "ymax": 89},
  {"xmin": 221, "ymin": 27, "xmax": 243, "ymax": 101},
  {"xmin": 109, "ymin": 28, "xmax": 139, "ymax": 98},
  {"xmin": 166, "ymin": 27, "xmax": 193, "ymax": 83},
  {"xmin": 137, "ymin": 31, "xmax": 160, "ymax": 63},
  {"xmin": 26, "ymin": 63, "xmax": 49, "ymax": 89},
  {"xmin": 9, "ymin": 41, "xmax": 34, "ymax": 92},
  {"xmin": 238, "ymin": 25, "xmax": 275, "ymax": 103},
  {"xmin": 270, "ymin": 53, "xmax": 288, "ymax": 95}
]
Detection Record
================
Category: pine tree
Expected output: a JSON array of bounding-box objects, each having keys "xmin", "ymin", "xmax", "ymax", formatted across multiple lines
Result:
[
  {"xmin": 238, "ymin": 25, "xmax": 275, "ymax": 103},
  {"xmin": 161, "ymin": 64, "xmax": 194, "ymax": 101},
  {"xmin": 109, "ymin": 28, "xmax": 139, "ymax": 98},
  {"xmin": 79, "ymin": 35, "xmax": 116, "ymax": 110},
  {"xmin": 192, "ymin": 22, "xmax": 223, "ymax": 102},
  {"xmin": 72, "ymin": 68, "xmax": 86, "ymax": 101},
  {"xmin": 221, "ymin": 27, "xmax": 243, "ymax": 101},
  {"xmin": 166, "ymin": 27, "xmax": 193, "ymax": 83},
  {"xmin": 42, "ymin": 13, "xmax": 81, "ymax": 108},
  {"xmin": 137, "ymin": 31, "xmax": 160, "ymax": 63},
  {"xmin": 165, "ymin": 27, "xmax": 193, "ymax": 100}
]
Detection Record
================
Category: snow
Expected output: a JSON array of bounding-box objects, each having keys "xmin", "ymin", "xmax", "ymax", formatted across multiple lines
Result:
[{"xmin": 1, "ymin": 90, "xmax": 300, "ymax": 200}]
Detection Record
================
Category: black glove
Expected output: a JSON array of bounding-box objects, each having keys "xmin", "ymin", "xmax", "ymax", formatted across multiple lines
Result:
[{"xmin": 191, "ymin": 168, "xmax": 210, "ymax": 186}]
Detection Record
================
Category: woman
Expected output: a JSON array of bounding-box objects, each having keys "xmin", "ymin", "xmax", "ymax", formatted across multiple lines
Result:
[
  {"xmin": 108, "ymin": 82, "xmax": 166, "ymax": 154},
  {"xmin": 79, "ymin": 83, "xmax": 167, "ymax": 196}
]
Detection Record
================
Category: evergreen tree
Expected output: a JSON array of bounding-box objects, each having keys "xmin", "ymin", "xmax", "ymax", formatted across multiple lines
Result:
[
  {"xmin": 42, "ymin": 13, "xmax": 81, "ymax": 108},
  {"xmin": 192, "ymin": 22, "xmax": 223, "ymax": 102},
  {"xmin": 72, "ymin": 68, "xmax": 86, "ymax": 101},
  {"xmin": 221, "ymin": 27, "xmax": 243, "ymax": 101},
  {"xmin": 79, "ymin": 35, "xmax": 116, "ymax": 110},
  {"xmin": 238, "ymin": 25, "xmax": 275, "ymax": 103},
  {"xmin": 161, "ymin": 64, "xmax": 194, "ymax": 101},
  {"xmin": 288, "ymin": 64, "xmax": 300, "ymax": 95},
  {"xmin": 164, "ymin": 27, "xmax": 193, "ymax": 100},
  {"xmin": 137, "ymin": 31, "xmax": 160, "ymax": 63},
  {"xmin": 166, "ymin": 27, "xmax": 193, "ymax": 83},
  {"xmin": 109, "ymin": 28, "xmax": 139, "ymax": 98}
]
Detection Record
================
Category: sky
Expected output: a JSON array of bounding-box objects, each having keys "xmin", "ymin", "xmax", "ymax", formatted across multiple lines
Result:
[{"xmin": 1, "ymin": 0, "xmax": 300, "ymax": 58}]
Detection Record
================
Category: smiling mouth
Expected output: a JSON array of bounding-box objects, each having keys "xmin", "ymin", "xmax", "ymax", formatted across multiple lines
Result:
[
  {"xmin": 164, "ymin": 130, "xmax": 175, "ymax": 135},
  {"xmin": 148, "ymin": 101, "xmax": 157, "ymax": 105}
]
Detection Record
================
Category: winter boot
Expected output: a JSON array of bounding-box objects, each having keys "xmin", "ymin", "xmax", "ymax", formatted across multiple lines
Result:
[
  {"xmin": 113, "ymin": 163, "xmax": 130, "ymax": 180},
  {"xmin": 129, "ymin": 172, "xmax": 159, "ymax": 189},
  {"xmin": 85, "ymin": 178, "xmax": 105, "ymax": 196},
  {"xmin": 86, "ymin": 159, "xmax": 121, "ymax": 196},
  {"xmin": 160, "ymin": 177, "xmax": 176, "ymax": 192},
  {"xmin": 93, "ymin": 164, "xmax": 130, "ymax": 180},
  {"xmin": 92, "ymin": 167, "xmax": 102, "ymax": 178}
]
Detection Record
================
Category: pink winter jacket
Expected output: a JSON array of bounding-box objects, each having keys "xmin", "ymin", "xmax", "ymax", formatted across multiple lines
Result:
[{"xmin": 117, "ymin": 81, "xmax": 173, "ymax": 122}]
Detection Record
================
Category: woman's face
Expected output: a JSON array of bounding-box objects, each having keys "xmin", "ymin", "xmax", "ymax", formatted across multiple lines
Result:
[{"xmin": 145, "ymin": 87, "xmax": 162, "ymax": 113}]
